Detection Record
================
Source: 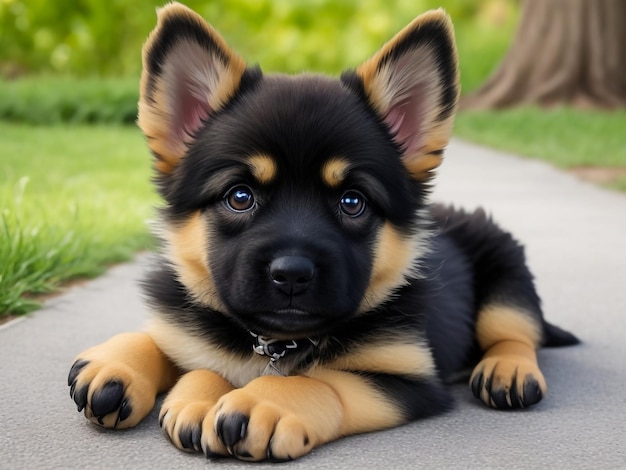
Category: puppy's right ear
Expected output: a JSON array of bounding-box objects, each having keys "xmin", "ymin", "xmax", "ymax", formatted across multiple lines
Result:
[{"xmin": 138, "ymin": 2, "xmax": 247, "ymax": 174}]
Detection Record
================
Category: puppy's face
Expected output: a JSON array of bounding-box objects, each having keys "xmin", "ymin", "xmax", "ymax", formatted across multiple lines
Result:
[{"xmin": 139, "ymin": 3, "xmax": 459, "ymax": 338}]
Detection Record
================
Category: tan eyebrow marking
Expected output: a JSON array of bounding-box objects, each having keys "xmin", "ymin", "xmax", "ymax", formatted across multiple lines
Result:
[
  {"xmin": 322, "ymin": 157, "xmax": 350, "ymax": 188},
  {"xmin": 247, "ymin": 154, "xmax": 277, "ymax": 184}
]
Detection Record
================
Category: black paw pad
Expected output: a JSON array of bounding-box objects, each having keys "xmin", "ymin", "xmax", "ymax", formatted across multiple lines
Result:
[
  {"xmin": 216, "ymin": 413, "xmax": 249, "ymax": 449},
  {"xmin": 91, "ymin": 380, "xmax": 124, "ymax": 421}
]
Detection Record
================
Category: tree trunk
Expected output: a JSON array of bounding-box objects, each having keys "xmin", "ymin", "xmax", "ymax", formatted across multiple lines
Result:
[{"xmin": 461, "ymin": 0, "xmax": 626, "ymax": 110}]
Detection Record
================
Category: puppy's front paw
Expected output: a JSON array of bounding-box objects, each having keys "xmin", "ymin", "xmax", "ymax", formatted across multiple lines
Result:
[
  {"xmin": 470, "ymin": 356, "xmax": 547, "ymax": 409},
  {"xmin": 203, "ymin": 389, "xmax": 314, "ymax": 462},
  {"xmin": 67, "ymin": 357, "xmax": 155, "ymax": 428},
  {"xmin": 159, "ymin": 398, "xmax": 213, "ymax": 453}
]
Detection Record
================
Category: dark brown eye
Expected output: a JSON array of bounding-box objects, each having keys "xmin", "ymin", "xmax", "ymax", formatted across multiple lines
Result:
[
  {"xmin": 339, "ymin": 190, "xmax": 366, "ymax": 217},
  {"xmin": 225, "ymin": 185, "xmax": 256, "ymax": 212}
]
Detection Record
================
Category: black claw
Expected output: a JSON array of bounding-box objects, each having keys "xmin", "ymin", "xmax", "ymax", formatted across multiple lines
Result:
[
  {"xmin": 204, "ymin": 446, "xmax": 223, "ymax": 460},
  {"xmin": 69, "ymin": 380, "xmax": 77, "ymax": 399},
  {"xmin": 159, "ymin": 410, "xmax": 168, "ymax": 428},
  {"xmin": 266, "ymin": 445, "xmax": 292, "ymax": 463},
  {"xmin": 179, "ymin": 426, "xmax": 195, "ymax": 450},
  {"xmin": 177, "ymin": 423, "xmax": 202, "ymax": 452},
  {"xmin": 68, "ymin": 360, "xmax": 89, "ymax": 386},
  {"xmin": 191, "ymin": 425, "xmax": 202, "ymax": 451},
  {"xmin": 484, "ymin": 374, "xmax": 494, "ymax": 398},
  {"xmin": 470, "ymin": 371, "xmax": 483, "ymax": 399},
  {"xmin": 118, "ymin": 399, "xmax": 132, "ymax": 422},
  {"xmin": 91, "ymin": 380, "xmax": 124, "ymax": 419},
  {"xmin": 73, "ymin": 384, "xmax": 89, "ymax": 412},
  {"xmin": 522, "ymin": 376, "xmax": 543, "ymax": 407},
  {"xmin": 216, "ymin": 413, "xmax": 249, "ymax": 449},
  {"xmin": 490, "ymin": 387, "xmax": 509, "ymax": 409},
  {"xmin": 509, "ymin": 372, "xmax": 522, "ymax": 408}
]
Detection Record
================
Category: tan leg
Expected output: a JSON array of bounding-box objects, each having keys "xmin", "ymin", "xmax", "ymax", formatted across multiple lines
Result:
[
  {"xmin": 195, "ymin": 367, "xmax": 417, "ymax": 461},
  {"xmin": 471, "ymin": 305, "xmax": 546, "ymax": 409},
  {"xmin": 159, "ymin": 369, "xmax": 234, "ymax": 452},
  {"xmin": 68, "ymin": 332, "xmax": 179, "ymax": 428}
]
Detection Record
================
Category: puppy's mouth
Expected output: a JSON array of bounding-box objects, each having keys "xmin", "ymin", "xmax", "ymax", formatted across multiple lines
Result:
[{"xmin": 248, "ymin": 308, "xmax": 330, "ymax": 339}]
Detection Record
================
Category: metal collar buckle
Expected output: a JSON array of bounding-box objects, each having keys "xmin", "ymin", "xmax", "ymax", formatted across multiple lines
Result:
[
  {"xmin": 251, "ymin": 333, "xmax": 299, "ymax": 361},
  {"xmin": 249, "ymin": 331, "xmax": 318, "ymax": 376}
]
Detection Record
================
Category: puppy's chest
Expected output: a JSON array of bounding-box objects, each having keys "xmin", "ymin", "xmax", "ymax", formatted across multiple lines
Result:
[{"xmin": 146, "ymin": 315, "xmax": 317, "ymax": 387}]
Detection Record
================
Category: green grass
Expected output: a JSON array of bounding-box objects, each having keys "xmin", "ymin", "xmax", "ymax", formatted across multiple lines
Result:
[
  {"xmin": 0, "ymin": 77, "xmax": 139, "ymax": 125},
  {"xmin": 0, "ymin": 123, "xmax": 156, "ymax": 316},
  {"xmin": 455, "ymin": 108, "xmax": 626, "ymax": 168}
]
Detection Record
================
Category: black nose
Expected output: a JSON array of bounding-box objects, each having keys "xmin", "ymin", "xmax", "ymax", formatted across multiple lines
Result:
[{"xmin": 269, "ymin": 256, "xmax": 315, "ymax": 295}]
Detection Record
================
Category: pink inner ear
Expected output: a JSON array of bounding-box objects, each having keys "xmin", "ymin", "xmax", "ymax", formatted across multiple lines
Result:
[
  {"xmin": 178, "ymin": 81, "xmax": 212, "ymax": 139},
  {"xmin": 384, "ymin": 84, "xmax": 425, "ymax": 158}
]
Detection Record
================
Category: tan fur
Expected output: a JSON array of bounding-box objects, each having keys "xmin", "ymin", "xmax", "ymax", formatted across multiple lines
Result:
[
  {"xmin": 356, "ymin": 9, "xmax": 459, "ymax": 180},
  {"xmin": 162, "ymin": 370, "xmax": 402, "ymax": 460},
  {"xmin": 146, "ymin": 315, "xmax": 270, "ymax": 388},
  {"xmin": 321, "ymin": 157, "xmax": 350, "ymax": 188},
  {"xmin": 472, "ymin": 341, "xmax": 547, "ymax": 408},
  {"xmin": 138, "ymin": 3, "xmax": 247, "ymax": 174},
  {"xmin": 208, "ymin": 375, "xmax": 344, "ymax": 459},
  {"xmin": 247, "ymin": 154, "xmax": 277, "ymax": 184},
  {"xmin": 163, "ymin": 211, "xmax": 226, "ymax": 311},
  {"xmin": 150, "ymin": 320, "xmax": 427, "ymax": 457},
  {"xmin": 160, "ymin": 369, "xmax": 234, "ymax": 450},
  {"xmin": 324, "ymin": 337, "xmax": 436, "ymax": 379},
  {"xmin": 308, "ymin": 368, "xmax": 404, "ymax": 435},
  {"xmin": 72, "ymin": 333, "xmax": 178, "ymax": 428},
  {"xmin": 472, "ymin": 305, "xmax": 546, "ymax": 408},
  {"xmin": 476, "ymin": 304, "xmax": 542, "ymax": 350},
  {"xmin": 359, "ymin": 221, "xmax": 425, "ymax": 312}
]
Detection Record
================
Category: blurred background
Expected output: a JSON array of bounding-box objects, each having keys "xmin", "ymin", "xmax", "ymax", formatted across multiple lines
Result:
[
  {"xmin": 1, "ymin": 0, "xmax": 624, "ymax": 317},
  {"xmin": 0, "ymin": 0, "xmax": 519, "ymax": 124},
  {"xmin": 1, "ymin": 0, "xmax": 514, "ymax": 86}
]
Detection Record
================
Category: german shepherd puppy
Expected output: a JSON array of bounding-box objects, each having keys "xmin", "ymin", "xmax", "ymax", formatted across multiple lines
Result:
[{"xmin": 68, "ymin": 2, "xmax": 578, "ymax": 461}]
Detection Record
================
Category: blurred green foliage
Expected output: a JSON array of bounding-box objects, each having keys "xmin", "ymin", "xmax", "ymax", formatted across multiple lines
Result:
[
  {"xmin": 1, "ymin": 0, "xmax": 518, "ymax": 85},
  {"xmin": 0, "ymin": 77, "xmax": 138, "ymax": 124},
  {"xmin": 0, "ymin": 0, "xmax": 519, "ymax": 124}
]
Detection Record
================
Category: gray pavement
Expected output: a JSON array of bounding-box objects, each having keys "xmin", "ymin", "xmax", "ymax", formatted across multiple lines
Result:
[{"xmin": 2, "ymin": 139, "xmax": 626, "ymax": 469}]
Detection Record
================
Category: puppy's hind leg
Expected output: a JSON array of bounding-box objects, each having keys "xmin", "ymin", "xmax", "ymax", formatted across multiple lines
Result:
[{"xmin": 447, "ymin": 208, "xmax": 552, "ymax": 409}]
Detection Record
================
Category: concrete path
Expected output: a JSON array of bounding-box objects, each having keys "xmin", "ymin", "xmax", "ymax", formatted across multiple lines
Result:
[{"xmin": 2, "ymin": 140, "xmax": 625, "ymax": 469}]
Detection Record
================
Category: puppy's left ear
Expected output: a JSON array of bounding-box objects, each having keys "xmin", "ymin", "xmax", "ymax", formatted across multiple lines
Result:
[{"xmin": 350, "ymin": 10, "xmax": 459, "ymax": 180}]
